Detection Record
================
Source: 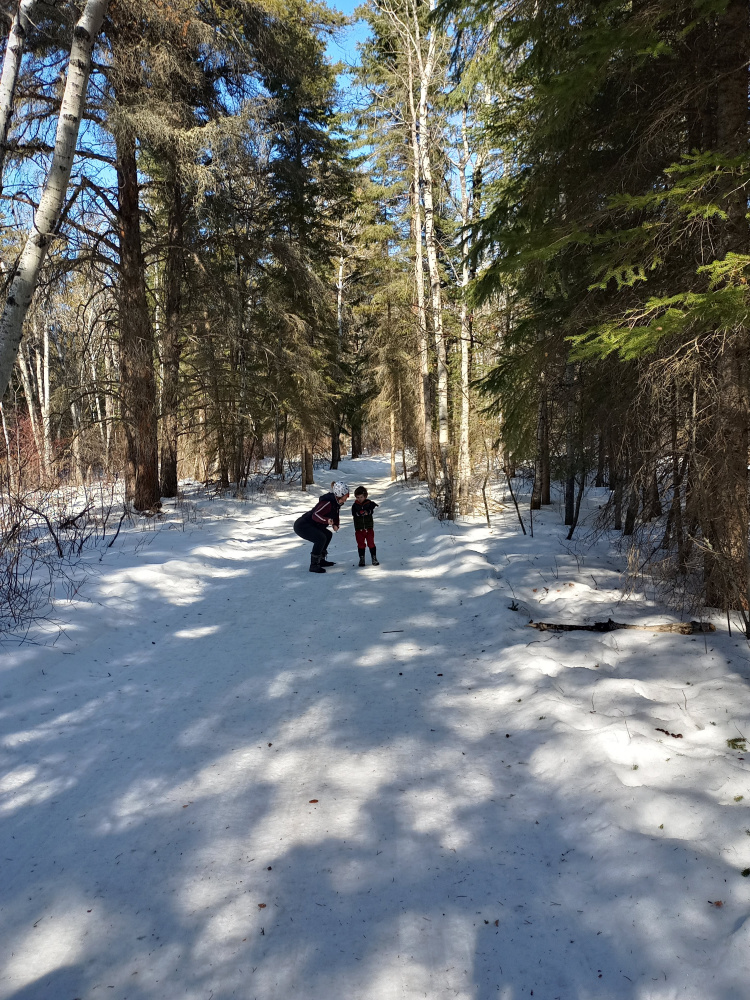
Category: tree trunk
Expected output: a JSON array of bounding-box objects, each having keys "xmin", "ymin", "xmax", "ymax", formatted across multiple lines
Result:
[
  {"xmin": 0, "ymin": 402, "xmax": 15, "ymax": 492},
  {"xmin": 414, "ymin": 0, "xmax": 450, "ymax": 489},
  {"xmin": 623, "ymin": 447, "xmax": 639, "ymax": 536},
  {"xmin": 531, "ymin": 392, "xmax": 548, "ymax": 511},
  {"xmin": 41, "ymin": 314, "xmax": 51, "ymax": 475},
  {"xmin": 564, "ymin": 364, "xmax": 576, "ymax": 525},
  {"xmin": 16, "ymin": 345, "xmax": 43, "ymax": 479},
  {"xmin": 330, "ymin": 421, "xmax": 340, "ymax": 470},
  {"xmin": 390, "ymin": 409, "xmax": 397, "ymax": 481},
  {"xmin": 457, "ymin": 108, "xmax": 472, "ymax": 515},
  {"xmin": 274, "ymin": 409, "xmax": 285, "ymax": 475},
  {"xmin": 116, "ymin": 124, "xmax": 159, "ymax": 510},
  {"xmin": 0, "ymin": 0, "xmax": 109, "ymax": 400},
  {"xmin": 159, "ymin": 170, "xmax": 184, "ymax": 498},
  {"xmin": 595, "ymin": 432, "xmax": 605, "ymax": 488},
  {"xmin": 405, "ymin": 45, "xmax": 435, "ymax": 490},
  {"xmin": 351, "ymin": 415, "xmax": 362, "ymax": 459},
  {"xmin": 398, "ymin": 382, "xmax": 408, "ymax": 480},
  {"xmin": 0, "ymin": 0, "xmax": 40, "ymax": 194}
]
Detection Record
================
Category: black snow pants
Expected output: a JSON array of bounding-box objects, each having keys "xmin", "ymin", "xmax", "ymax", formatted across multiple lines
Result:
[{"xmin": 294, "ymin": 517, "xmax": 332, "ymax": 557}]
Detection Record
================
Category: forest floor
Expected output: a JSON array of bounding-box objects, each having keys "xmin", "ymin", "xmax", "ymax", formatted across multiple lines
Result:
[{"xmin": 2, "ymin": 455, "xmax": 750, "ymax": 1000}]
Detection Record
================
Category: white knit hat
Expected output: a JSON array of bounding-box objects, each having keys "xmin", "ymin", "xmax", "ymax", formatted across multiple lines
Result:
[{"xmin": 332, "ymin": 481, "xmax": 350, "ymax": 497}]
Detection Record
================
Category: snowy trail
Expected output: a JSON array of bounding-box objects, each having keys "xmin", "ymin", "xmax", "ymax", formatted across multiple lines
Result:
[{"xmin": 2, "ymin": 456, "xmax": 750, "ymax": 1000}]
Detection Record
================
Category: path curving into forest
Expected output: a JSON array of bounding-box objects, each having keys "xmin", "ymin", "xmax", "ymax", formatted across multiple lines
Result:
[{"xmin": 1, "ymin": 456, "xmax": 749, "ymax": 999}]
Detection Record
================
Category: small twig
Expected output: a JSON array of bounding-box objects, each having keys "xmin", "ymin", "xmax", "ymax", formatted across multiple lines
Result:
[
  {"xmin": 504, "ymin": 471, "xmax": 526, "ymax": 536},
  {"xmin": 107, "ymin": 509, "xmax": 130, "ymax": 548}
]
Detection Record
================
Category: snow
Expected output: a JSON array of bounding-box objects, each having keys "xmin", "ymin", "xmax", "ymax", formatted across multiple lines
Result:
[{"xmin": 2, "ymin": 455, "xmax": 750, "ymax": 1000}]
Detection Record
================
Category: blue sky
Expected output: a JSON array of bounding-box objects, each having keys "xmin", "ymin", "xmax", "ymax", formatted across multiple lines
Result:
[{"xmin": 326, "ymin": 0, "xmax": 371, "ymax": 71}]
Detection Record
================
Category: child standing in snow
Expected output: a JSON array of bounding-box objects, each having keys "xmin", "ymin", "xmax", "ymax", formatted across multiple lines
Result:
[
  {"xmin": 294, "ymin": 481, "xmax": 350, "ymax": 573},
  {"xmin": 351, "ymin": 486, "xmax": 379, "ymax": 566}
]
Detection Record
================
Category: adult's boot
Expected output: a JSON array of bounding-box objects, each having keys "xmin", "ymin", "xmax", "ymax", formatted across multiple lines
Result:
[
  {"xmin": 309, "ymin": 554, "xmax": 326, "ymax": 573},
  {"xmin": 370, "ymin": 546, "xmax": 379, "ymax": 566},
  {"xmin": 358, "ymin": 547, "xmax": 366, "ymax": 567},
  {"xmin": 320, "ymin": 547, "xmax": 335, "ymax": 567}
]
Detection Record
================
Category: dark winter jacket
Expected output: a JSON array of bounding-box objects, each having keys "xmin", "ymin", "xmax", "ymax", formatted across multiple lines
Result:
[
  {"xmin": 351, "ymin": 498, "xmax": 378, "ymax": 531},
  {"xmin": 297, "ymin": 492, "xmax": 341, "ymax": 529}
]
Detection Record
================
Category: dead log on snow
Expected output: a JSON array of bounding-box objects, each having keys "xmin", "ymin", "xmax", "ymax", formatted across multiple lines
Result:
[{"xmin": 528, "ymin": 618, "xmax": 715, "ymax": 635}]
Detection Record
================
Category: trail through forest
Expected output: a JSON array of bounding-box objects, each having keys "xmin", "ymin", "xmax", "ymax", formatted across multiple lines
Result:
[{"xmin": 2, "ymin": 457, "xmax": 750, "ymax": 1000}]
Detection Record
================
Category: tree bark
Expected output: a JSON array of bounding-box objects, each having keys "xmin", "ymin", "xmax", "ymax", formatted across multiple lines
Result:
[
  {"xmin": 413, "ymin": 0, "xmax": 450, "ymax": 489},
  {"xmin": 159, "ymin": 169, "xmax": 184, "ymax": 498},
  {"xmin": 330, "ymin": 421, "xmax": 340, "ymax": 470},
  {"xmin": 564, "ymin": 364, "xmax": 576, "ymax": 525},
  {"xmin": 390, "ymin": 409, "xmax": 397, "ymax": 480},
  {"xmin": 116, "ymin": 125, "xmax": 159, "ymax": 509},
  {"xmin": 530, "ymin": 392, "xmax": 548, "ymax": 511},
  {"xmin": 0, "ymin": 0, "xmax": 109, "ymax": 400},
  {"xmin": 405, "ymin": 43, "xmax": 435, "ymax": 490},
  {"xmin": 595, "ymin": 432, "xmax": 605, "ymax": 488},
  {"xmin": 457, "ymin": 107, "xmax": 473, "ymax": 515},
  {"xmin": 0, "ymin": 0, "xmax": 40, "ymax": 195},
  {"xmin": 274, "ymin": 409, "xmax": 286, "ymax": 475},
  {"xmin": 16, "ymin": 344, "xmax": 43, "ymax": 478}
]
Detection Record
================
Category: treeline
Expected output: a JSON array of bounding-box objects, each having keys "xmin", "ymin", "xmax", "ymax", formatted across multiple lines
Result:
[
  {"xmin": 0, "ymin": 0, "xmax": 361, "ymax": 509},
  {"xmin": 425, "ymin": 0, "xmax": 748, "ymax": 622},
  {"xmin": 351, "ymin": 0, "xmax": 750, "ymax": 619}
]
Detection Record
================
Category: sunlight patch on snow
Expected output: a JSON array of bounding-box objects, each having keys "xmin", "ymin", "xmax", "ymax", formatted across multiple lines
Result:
[
  {"xmin": 98, "ymin": 560, "xmax": 248, "ymax": 607},
  {"xmin": 99, "ymin": 776, "xmax": 174, "ymax": 831},
  {"xmin": 102, "ymin": 748, "xmax": 264, "ymax": 831},
  {"xmin": 266, "ymin": 671, "xmax": 311, "ymax": 698},
  {"xmin": 174, "ymin": 625, "xmax": 221, "ymax": 639},
  {"xmin": 627, "ymin": 792, "xmax": 708, "ymax": 841},
  {"xmin": 3, "ymin": 907, "xmax": 85, "ymax": 990},
  {"xmin": 0, "ymin": 768, "xmax": 75, "ymax": 816},
  {"xmin": 372, "ymin": 640, "xmax": 433, "ymax": 662},
  {"xmin": 400, "ymin": 611, "xmax": 457, "ymax": 629},
  {"xmin": 0, "ymin": 765, "xmax": 37, "ymax": 793}
]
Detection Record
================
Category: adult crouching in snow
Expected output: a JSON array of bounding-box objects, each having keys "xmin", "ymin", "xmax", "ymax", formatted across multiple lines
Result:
[{"xmin": 294, "ymin": 481, "xmax": 350, "ymax": 573}]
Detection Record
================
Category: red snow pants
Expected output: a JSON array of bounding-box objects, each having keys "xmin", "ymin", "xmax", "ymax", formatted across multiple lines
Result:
[{"xmin": 355, "ymin": 528, "xmax": 375, "ymax": 549}]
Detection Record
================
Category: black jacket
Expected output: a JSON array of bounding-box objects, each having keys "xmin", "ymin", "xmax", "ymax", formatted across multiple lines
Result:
[
  {"xmin": 351, "ymin": 498, "xmax": 378, "ymax": 530},
  {"xmin": 297, "ymin": 492, "xmax": 341, "ymax": 529}
]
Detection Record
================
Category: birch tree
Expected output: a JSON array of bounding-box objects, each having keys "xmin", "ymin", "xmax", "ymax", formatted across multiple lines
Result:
[
  {"xmin": 0, "ymin": 0, "xmax": 43, "ymax": 193},
  {"xmin": 0, "ymin": 0, "xmax": 108, "ymax": 400}
]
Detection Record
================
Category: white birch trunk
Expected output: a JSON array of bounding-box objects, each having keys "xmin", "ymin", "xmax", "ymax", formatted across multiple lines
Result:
[
  {"xmin": 0, "ymin": 0, "xmax": 109, "ymax": 398},
  {"xmin": 41, "ymin": 315, "xmax": 51, "ymax": 473},
  {"xmin": 90, "ymin": 353, "xmax": 106, "ymax": 451},
  {"xmin": 337, "ymin": 243, "xmax": 344, "ymax": 344},
  {"xmin": 16, "ymin": 343, "xmax": 43, "ymax": 477},
  {"xmin": 0, "ymin": 0, "xmax": 41, "ymax": 194},
  {"xmin": 412, "ymin": 0, "xmax": 449, "ymax": 483},
  {"xmin": 405, "ymin": 41, "xmax": 434, "ymax": 488},
  {"xmin": 457, "ymin": 108, "xmax": 472, "ymax": 514},
  {"xmin": 0, "ymin": 401, "xmax": 15, "ymax": 492}
]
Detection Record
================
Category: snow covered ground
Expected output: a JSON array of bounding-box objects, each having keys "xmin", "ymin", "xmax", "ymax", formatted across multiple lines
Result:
[{"xmin": 2, "ymin": 455, "xmax": 750, "ymax": 1000}]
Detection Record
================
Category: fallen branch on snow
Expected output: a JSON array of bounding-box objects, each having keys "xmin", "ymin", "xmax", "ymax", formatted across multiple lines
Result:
[{"xmin": 527, "ymin": 618, "xmax": 715, "ymax": 635}]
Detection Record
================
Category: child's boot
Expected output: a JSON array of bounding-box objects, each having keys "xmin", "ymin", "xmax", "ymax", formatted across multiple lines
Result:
[
  {"xmin": 369, "ymin": 547, "xmax": 379, "ymax": 566},
  {"xmin": 358, "ymin": 547, "xmax": 366, "ymax": 567},
  {"xmin": 309, "ymin": 554, "xmax": 326, "ymax": 573}
]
